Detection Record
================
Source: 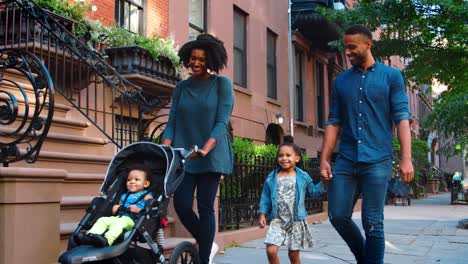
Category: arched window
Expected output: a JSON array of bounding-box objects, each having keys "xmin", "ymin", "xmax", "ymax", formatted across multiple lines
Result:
[{"xmin": 265, "ymin": 124, "xmax": 284, "ymax": 146}]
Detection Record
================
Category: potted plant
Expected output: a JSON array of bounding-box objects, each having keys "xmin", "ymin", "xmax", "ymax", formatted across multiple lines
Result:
[
  {"xmin": 87, "ymin": 23, "xmax": 181, "ymax": 85},
  {"xmin": 426, "ymin": 166, "xmax": 440, "ymax": 194},
  {"xmin": 0, "ymin": 0, "xmax": 92, "ymax": 45}
]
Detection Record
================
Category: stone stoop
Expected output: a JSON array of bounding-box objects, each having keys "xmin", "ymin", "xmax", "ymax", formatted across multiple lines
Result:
[
  {"xmin": 1, "ymin": 58, "xmax": 191, "ymax": 263},
  {"xmin": 1, "ymin": 65, "xmax": 113, "ymax": 261}
]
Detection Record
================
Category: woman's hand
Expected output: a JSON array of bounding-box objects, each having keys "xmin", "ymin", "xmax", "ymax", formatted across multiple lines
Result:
[
  {"xmin": 189, "ymin": 149, "xmax": 208, "ymax": 159},
  {"xmin": 259, "ymin": 214, "xmax": 266, "ymax": 229},
  {"xmin": 161, "ymin": 139, "xmax": 172, "ymax": 146}
]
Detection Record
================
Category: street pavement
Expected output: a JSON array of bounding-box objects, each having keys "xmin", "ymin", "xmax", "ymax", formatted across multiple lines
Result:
[{"xmin": 213, "ymin": 193, "xmax": 468, "ymax": 264}]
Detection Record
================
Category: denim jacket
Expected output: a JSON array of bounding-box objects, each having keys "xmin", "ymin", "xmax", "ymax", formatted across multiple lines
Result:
[{"xmin": 258, "ymin": 167, "xmax": 327, "ymax": 220}]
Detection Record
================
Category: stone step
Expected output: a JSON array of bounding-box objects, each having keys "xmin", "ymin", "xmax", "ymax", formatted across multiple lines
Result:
[
  {"xmin": 0, "ymin": 127, "xmax": 111, "ymax": 155},
  {"xmin": 62, "ymin": 173, "xmax": 104, "ymax": 197},
  {"xmin": 11, "ymin": 150, "xmax": 112, "ymax": 174},
  {"xmin": 0, "ymin": 91, "xmax": 72, "ymax": 119}
]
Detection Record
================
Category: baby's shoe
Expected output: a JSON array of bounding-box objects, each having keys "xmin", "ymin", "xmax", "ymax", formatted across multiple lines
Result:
[
  {"xmin": 88, "ymin": 233, "xmax": 109, "ymax": 248},
  {"xmin": 74, "ymin": 232, "xmax": 92, "ymax": 245}
]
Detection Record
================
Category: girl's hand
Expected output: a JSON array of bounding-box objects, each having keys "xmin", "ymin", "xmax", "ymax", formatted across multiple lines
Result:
[
  {"xmin": 112, "ymin": 205, "xmax": 121, "ymax": 214},
  {"xmin": 259, "ymin": 214, "xmax": 266, "ymax": 229}
]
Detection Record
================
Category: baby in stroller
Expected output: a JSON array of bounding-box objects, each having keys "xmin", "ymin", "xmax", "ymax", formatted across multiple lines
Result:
[
  {"xmin": 74, "ymin": 164, "xmax": 154, "ymax": 248},
  {"xmin": 59, "ymin": 142, "xmax": 199, "ymax": 264}
]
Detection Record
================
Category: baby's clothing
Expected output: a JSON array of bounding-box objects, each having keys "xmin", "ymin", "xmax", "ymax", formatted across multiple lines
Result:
[
  {"xmin": 87, "ymin": 215, "xmax": 134, "ymax": 245},
  {"xmin": 120, "ymin": 190, "xmax": 149, "ymax": 210},
  {"xmin": 87, "ymin": 190, "xmax": 151, "ymax": 245},
  {"xmin": 264, "ymin": 175, "xmax": 314, "ymax": 250}
]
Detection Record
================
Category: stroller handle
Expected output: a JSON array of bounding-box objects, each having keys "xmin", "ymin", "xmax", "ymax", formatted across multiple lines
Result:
[{"xmin": 172, "ymin": 145, "xmax": 199, "ymax": 159}]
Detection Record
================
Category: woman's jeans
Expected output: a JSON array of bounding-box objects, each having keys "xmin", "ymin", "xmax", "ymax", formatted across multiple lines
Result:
[
  {"xmin": 174, "ymin": 172, "xmax": 221, "ymax": 264},
  {"xmin": 328, "ymin": 157, "xmax": 392, "ymax": 264}
]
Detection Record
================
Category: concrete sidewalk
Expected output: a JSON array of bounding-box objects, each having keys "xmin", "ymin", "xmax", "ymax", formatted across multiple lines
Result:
[{"xmin": 213, "ymin": 193, "xmax": 468, "ymax": 264}]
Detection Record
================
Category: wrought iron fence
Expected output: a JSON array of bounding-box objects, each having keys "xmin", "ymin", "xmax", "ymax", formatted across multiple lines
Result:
[
  {"xmin": 218, "ymin": 154, "xmax": 325, "ymax": 231},
  {"xmin": 0, "ymin": 48, "xmax": 54, "ymax": 165},
  {"xmin": 0, "ymin": 0, "xmax": 174, "ymax": 152}
]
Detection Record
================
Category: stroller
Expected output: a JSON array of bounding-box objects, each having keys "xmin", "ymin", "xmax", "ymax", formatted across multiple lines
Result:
[{"xmin": 59, "ymin": 142, "xmax": 199, "ymax": 264}]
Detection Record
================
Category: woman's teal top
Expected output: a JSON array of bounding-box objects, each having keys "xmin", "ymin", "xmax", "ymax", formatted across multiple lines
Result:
[{"xmin": 162, "ymin": 75, "xmax": 234, "ymax": 175}]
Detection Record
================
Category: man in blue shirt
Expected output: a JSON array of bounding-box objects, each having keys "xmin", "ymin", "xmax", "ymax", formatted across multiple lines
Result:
[{"xmin": 320, "ymin": 25, "xmax": 414, "ymax": 264}]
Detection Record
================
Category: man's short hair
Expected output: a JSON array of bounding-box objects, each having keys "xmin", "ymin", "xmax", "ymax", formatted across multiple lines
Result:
[{"xmin": 345, "ymin": 24, "xmax": 373, "ymax": 40}]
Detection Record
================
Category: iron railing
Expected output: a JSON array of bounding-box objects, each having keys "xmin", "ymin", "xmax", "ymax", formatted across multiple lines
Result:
[
  {"xmin": 218, "ymin": 155, "xmax": 325, "ymax": 231},
  {"xmin": 0, "ymin": 48, "xmax": 54, "ymax": 165},
  {"xmin": 0, "ymin": 0, "xmax": 172, "ymax": 151}
]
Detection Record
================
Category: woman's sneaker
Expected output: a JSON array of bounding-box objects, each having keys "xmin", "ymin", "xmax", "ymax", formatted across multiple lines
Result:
[{"xmin": 209, "ymin": 242, "xmax": 219, "ymax": 264}]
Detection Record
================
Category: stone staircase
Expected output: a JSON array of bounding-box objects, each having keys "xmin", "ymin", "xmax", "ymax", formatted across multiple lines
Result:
[{"xmin": 1, "ymin": 66, "xmax": 182, "ymax": 262}]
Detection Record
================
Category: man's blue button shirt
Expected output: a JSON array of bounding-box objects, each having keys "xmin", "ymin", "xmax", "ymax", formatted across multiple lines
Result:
[{"xmin": 326, "ymin": 63, "xmax": 410, "ymax": 163}]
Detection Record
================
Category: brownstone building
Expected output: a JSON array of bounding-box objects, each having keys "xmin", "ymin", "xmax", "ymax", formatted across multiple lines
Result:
[{"xmin": 0, "ymin": 1, "xmax": 431, "ymax": 263}]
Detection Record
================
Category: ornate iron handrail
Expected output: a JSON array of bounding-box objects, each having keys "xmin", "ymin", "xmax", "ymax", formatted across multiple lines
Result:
[
  {"xmin": 0, "ymin": 48, "xmax": 54, "ymax": 165},
  {"xmin": 0, "ymin": 0, "xmax": 173, "ymax": 150}
]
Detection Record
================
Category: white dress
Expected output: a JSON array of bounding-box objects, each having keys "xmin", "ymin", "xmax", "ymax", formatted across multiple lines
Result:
[{"xmin": 264, "ymin": 175, "xmax": 314, "ymax": 250}]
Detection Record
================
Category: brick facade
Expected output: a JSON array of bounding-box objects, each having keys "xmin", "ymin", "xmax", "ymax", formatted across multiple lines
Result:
[
  {"xmin": 146, "ymin": 0, "xmax": 169, "ymax": 37},
  {"xmin": 86, "ymin": 0, "xmax": 114, "ymax": 27},
  {"xmin": 84, "ymin": 0, "xmax": 169, "ymax": 37}
]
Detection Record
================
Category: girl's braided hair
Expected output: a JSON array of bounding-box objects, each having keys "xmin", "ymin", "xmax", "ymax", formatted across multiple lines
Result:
[{"xmin": 178, "ymin": 34, "xmax": 228, "ymax": 73}]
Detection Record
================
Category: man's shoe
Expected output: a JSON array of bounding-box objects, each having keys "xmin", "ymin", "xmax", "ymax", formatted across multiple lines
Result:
[
  {"xmin": 208, "ymin": 242, "xmax": 219, "ymax": 264},
  {"xmin": 88, "ymin": 233, "xmax": 109, "ymax": 248}
]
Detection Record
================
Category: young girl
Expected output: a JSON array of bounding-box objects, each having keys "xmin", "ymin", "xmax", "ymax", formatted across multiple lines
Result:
[{"xmin": 259, "ymin": 140, "xmax": 327, "ymax": 264}]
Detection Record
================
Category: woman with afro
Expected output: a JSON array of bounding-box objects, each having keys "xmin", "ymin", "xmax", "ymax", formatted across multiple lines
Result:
[{"xmin": 162, "ymin": 34, "xmax": 234, "ymax": 264}]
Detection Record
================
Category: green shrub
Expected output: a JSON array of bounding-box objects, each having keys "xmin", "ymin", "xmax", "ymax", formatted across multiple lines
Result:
[
  {"xmin": 232, "ymin": 136, "xmax": 310, "ymax": 165},
  {"xmin": 35, "ymin": 0, "xmax": 91, "ymax": 37},
  {"xmin": 35, "ymin": 1, "xmax": 181, "ymax": 68},
  {"xmin": 393, "ymin": 137, "xmax": 431, "ymax": 182}
]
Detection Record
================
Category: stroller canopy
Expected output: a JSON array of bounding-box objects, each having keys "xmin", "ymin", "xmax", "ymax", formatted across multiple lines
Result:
[{"xmin": 100, "ymin": 142, "xmax": 185, "ymax": 198}]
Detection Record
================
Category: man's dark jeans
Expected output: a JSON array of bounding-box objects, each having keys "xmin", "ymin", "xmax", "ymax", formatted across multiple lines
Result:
[
  {"xmin": 174, "ymin": 172, "xmax": 221, "ymax": 264},
  {"xmin": 328, "ymin": 157, "xmax": 392, "ymax": 264}
]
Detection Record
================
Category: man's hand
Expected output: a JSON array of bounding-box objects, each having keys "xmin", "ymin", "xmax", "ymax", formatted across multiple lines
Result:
[
  {"xmin": 399, "ymin": 158, "xmax": 414, "ymax": 185},
  {"xmin": 320, "ymin": 160, "xmax": 333, "ymax": 184},
  {"xmin": 259, "ymin": 214, "xmax": 266, "ymax": 229}
]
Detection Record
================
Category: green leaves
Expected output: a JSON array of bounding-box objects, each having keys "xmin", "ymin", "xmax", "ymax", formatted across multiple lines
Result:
[{"xmin": 85, "ymin": 22, "xmax": 181, "ymax": 68}]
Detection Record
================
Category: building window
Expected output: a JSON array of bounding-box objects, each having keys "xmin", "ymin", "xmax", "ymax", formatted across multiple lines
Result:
[
  {"xmin": 316, "ymin": 61, "xmax": 325, "ymax": 129},
  {"xmin": 233, "ymin": 7, "xmax": 247, "ymax": 87},
  {"xmin": 189, "ymin": 0, "xmax": 206, "ymax": 40},
  {"xmin": 115, "ymin": 0, "xmax": 144, "ymax": 35},
  {"xmin": 267, "ymin": 29, "xmax": 277, "ymax": 99},
  {"xmin": 295, "ymin": 50, "xmax": 304, "ymax": 122}
]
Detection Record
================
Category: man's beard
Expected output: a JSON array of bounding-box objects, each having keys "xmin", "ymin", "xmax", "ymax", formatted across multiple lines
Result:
[{"xmin": 350, "ymin": 53, "xmax": 366, "ymax": 67}]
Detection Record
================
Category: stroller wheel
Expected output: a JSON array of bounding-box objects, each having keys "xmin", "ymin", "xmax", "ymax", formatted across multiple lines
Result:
[{"xmin": 168, "ymin": 241, "xmax": 200, "ymax": 264}]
